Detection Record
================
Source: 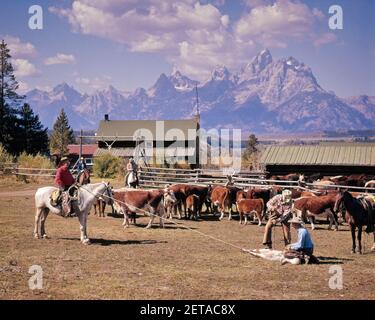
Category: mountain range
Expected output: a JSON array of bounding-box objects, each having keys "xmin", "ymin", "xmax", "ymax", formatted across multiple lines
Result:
[{"xmin": 25, "ymin": 50, "xmax": 375, "ymax": 133}]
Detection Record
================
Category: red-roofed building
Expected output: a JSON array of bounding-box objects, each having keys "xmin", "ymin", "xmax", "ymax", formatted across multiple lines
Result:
[{"xmin": 68, "ymin": 144, "xmax": 97, "ymax": 157}]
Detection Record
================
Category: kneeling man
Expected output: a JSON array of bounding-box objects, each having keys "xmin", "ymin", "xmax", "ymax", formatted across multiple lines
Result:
[{"xmin": 284, "ymin": 216, "xmax": 318, "ymax": 264}]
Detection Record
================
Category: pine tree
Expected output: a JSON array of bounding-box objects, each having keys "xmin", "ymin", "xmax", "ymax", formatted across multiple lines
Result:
[
  {"xmin": 0, "ymin": 39, "xmax": 23, "ymax": 153},
  {"xmin": 14, "ymin": 103, "xmax": 49, "ymax": 155},
  {"xmin": 245, "ymin": 134, "xmax": 259, "ymax": 155},
  {"xmin": 49, "ymin": 109, "xmax": 75, "ymax": 158},
  {"xmin": 242, "ymin": 133, "xmax": 259, "ymax": 169}
]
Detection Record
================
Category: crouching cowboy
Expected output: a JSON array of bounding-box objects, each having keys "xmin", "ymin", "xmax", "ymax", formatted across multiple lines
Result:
[
  {"xmin": 283, "ymin": 216, "xmax": 319, "ymax": 264},
  {"xmin": 262, "ymin": 190, "xmax": 293, "ymax": 249},
  {"xmin": 50, "ymin": 157, "xmax": 77, "ymax": 216}
]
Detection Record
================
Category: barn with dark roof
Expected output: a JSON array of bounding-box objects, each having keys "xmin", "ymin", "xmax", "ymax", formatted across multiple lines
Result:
[{"xmin": 94, "ymin": 115, "xmax": 200, "ymax": 167}]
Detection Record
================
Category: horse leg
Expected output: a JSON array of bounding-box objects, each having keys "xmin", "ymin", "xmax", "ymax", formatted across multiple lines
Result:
[
  {"xmin": 78, "ymin": 212, "xmax": 90, "ymax": 245},
  {"xmin": 350, "ymin": 224, "xmax": 356, "ymax": 253},
  {"xmin": 40, "ymin": 209, "xmax": 49, "ymax": 239},
  {"xmin": 239, "ymin": 212, "xmax": 243, "ymax": 225},
  {"xmin": 357, "ymin": 226, "xmax": 363, "ymax": 254},
  {"xmin": 34, "ymin": 207, "xmax": 44, "ymax": 239},
  {"xmin": 102, "ymin": 202, "xmax": 106, "ymax": 217},
  {"xmin": 372, "ymin": 232, "xmax": 375, "ymax": 252},
  {"xmin": 329, "ymin": 210, "xmax": 339, "ymax": 231}
]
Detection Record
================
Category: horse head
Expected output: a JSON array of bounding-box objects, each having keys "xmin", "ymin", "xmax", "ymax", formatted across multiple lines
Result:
[
  {"xmin": 98, "ymin": 181, "xmax": 114, "ymax": 206},
  {"xmin": 333, "ymin": 190, "xmax": 348, "ymax": 217}
]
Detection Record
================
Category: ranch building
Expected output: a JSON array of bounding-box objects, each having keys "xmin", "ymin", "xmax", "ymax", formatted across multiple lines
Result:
[
  {"xmin": 93, "ymin": 115, "xmax": 200, "ymax": 167},
  {"xmin": 260, "ymin": 142, "xmax": 375, "ymax": 176}
]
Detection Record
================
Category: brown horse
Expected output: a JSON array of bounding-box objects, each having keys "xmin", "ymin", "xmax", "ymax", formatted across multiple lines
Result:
[
  {"xmin": 77, "ymin": 169, "xmax": 90, "ymax": 185},
  {"xmin": 294, "ymin": 194, "xmax": 339, "ymax": 231},
  {"xmin": 334, "ymin": 191, "xmax": 375, "ymax": 254}
]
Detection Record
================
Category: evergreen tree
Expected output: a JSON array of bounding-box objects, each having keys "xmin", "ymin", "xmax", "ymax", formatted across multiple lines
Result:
[
  {"xmin": 242, "ymin": 133, "xmax": 259, "ymax": 169},
  {"xmin": 14, "ymin": 103, "xmax": 49, "ymax": 155},
  {"xmin": 0, "ymin": 39, "xmax": 23, "ymax": 153},
  {"xmin": 49, "ymin": 108, "xmax": 75, "ymax": 157},
  {"xmin": 245, "ymin": 134, "xmax": 259, "ymax": 155}
]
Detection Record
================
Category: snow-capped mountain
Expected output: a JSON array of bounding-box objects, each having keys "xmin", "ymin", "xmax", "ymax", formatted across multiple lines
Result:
[{"xmin": 25, "ymin": 50, "xmax": 375, "ymax": 133}]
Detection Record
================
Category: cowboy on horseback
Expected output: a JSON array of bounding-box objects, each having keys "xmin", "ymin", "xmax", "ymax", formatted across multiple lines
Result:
[
  {"xmin": 77, "ymin": 157, "xmax": 87, "ymax": 172},
  {"xmin": 51, "ymin": 157, "xmax": 76, "ymax": 215},
  {"xmin": 76, "ymin": 157, "xmax": 90, "ymax": 185},
  {"xmin": 125, "ymin": 157, "xmax": 139, "ymax": 188}
]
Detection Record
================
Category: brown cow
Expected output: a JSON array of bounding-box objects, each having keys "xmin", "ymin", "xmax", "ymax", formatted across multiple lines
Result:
[
  {"xmin": 247, "ymin": 188, "xmax": 273, "ymax": 215},
  {"xmin": 236, "ymin": 198, "xmax": 264, "ymax": 225},
  {"xmin": 186, "ymin": 194, "xmax": 200, "ymax": 220},
  {"xmin": 168, "ymin": 184, "xmax": 211, "ymax": 218},
  {"xmin": 113, "ymin": 188, "xmax": 176, "ymax": 228},
  {"xmin": 210, "ymin": 185, "xmax": 241, "ymax": 220},
  {"xmin": 293, "ymin": 194, "xmax": 339, "ymax": 230}
]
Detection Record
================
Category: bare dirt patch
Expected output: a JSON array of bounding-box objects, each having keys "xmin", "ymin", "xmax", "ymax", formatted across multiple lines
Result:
[{"xmin": 0, "ymin": 187, "xmax": 374, "ymax": 300}]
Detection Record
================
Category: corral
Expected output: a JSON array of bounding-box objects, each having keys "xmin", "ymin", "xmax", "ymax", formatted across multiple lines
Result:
[{"xmin": 1, "ymin": 178, "xmax": 375, "ymax": 300}]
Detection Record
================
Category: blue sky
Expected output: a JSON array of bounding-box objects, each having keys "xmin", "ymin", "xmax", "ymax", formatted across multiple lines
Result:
[{"xmin": 1, "ymin": 0, "xmax": 374, "ymax": 97}]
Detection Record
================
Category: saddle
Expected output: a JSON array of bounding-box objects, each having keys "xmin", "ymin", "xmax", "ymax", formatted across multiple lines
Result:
[{"xmin": 50, "ymin": 185, "xmax": 79, "ymax": 218}]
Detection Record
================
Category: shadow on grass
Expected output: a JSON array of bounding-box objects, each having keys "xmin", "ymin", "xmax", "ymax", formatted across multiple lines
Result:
[
  {"xmin": 60, "ymin": 237, "xmax": 167, "ymax": 246},
  {"xmin": 315, "ymin": 256, "xmax": 354, "ymax": 265}
]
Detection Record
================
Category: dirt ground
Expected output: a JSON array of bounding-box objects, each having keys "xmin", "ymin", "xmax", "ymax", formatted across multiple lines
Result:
[{"xmin": 0, "ymin": 182, "xmax": 375, "ymax": 300}]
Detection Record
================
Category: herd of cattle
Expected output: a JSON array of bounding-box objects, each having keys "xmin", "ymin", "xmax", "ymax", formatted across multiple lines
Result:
[{"xmin": 92, "ymin": 173, "xmax": 375, "ymax": 231}]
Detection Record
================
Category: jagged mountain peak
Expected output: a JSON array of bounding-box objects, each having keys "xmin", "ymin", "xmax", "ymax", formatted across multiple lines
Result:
[
  {"xmin": 24, "ymin": 50, "xmax": 374, "ymax": 133},
  {"xmin": 209, "ymin": 65, "xmax": 231, "ymax": 81},
  {"xmin": 52, "ymin": 82, "xmax": 77, "ymax": 94},
  {"xmin": 238, "ymin": 49, "xmax": 273, "ymax": 83},
  {"xmin": 169, "ymin": 70, "xmax": 198, "ymax": 91}
]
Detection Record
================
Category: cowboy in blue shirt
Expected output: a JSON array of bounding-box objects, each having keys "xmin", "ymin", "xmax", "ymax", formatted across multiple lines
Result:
[
  {"xmin": 288, "ymin": 216, "xmax": 314, "ymax": 256},
  {"xmin": 77, "ymin": 157, "xmax": 87, "ymax": 172}
]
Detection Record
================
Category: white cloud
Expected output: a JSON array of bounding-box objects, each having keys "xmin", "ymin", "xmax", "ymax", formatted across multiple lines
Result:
[
  {"xmin": 75, "ymin": 75, "xmax": 112, "ymax": 91},
  {"xmin": 235, "ymin": 0, "xmax": 327, "ymax": 48},
  {"xmin": 44, "ymin": 53, "xmax": 76, "ymax": 65},
  {"xmin": 13, "ymin": 59, "xmax": 40, "ymax": 77},
  {"xmin": 243, "ymin": 0, "xmax": 274, "ymax": 8},
  {"xmin": 2, "ymin": 36, "xmax": 37, "ymax": 58},
  {"xmin": 313, "ymin": 32, "xmax": 337, "ymax": 47},
  {"xmin": 50, "ymin": 0, "xmax": 336, "ymax": 80}
]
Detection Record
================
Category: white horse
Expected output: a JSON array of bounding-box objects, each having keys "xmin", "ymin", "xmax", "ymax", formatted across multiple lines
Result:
[{"xmin": 34, "ymin": 182, "xmax": 113, "ymax": 245}]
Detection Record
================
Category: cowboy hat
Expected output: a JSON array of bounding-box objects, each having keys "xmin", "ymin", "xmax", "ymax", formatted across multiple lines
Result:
[
  {"xmin": 60, "ymin": 156, "xmax": 70, "ymax": 163},
  {"xmin": 288, "ymin": 216, "xmax": 304, "ymax": 225},
  {"xmin": 282, "ymin": 189, "xmax": 292, "ymax": 203}
]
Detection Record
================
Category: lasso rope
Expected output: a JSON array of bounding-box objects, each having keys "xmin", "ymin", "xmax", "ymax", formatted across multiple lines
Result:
[{"xmin": 79, "ymin": 184, "xmax": 244, "ymax": 251}]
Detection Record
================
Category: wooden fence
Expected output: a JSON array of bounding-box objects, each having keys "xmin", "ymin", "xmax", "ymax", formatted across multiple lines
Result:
[{"xmin": 138, "ymin": 166, "xmax": 375, "ymax": 193}]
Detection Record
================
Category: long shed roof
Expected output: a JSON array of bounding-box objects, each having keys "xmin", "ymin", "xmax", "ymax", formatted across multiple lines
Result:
[
  {"xmin": 96, "ymin": 119, "xmax": 199, "ymax": 141},
  {"xmin": 260, "ymin": 143, "xmax": 375, "ymax": 166}
]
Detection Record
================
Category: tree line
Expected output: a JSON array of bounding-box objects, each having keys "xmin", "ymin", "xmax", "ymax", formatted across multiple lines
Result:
[{"xmin": 0, "ymin": 40, "xmax": 74, "ymax": 160}]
